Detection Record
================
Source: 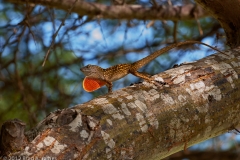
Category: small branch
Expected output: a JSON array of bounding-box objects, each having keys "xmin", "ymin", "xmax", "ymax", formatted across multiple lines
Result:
[
  {"xmin": 193, "ymin": 6, "xmax": 203, "ymax": 36},
  {"xmin": 173, "ymin": 21, "xmax": 178, "ymax": 42},
  {"xmin": 42, "ymin": 0, "xmax": 78, "ymax": 67}
]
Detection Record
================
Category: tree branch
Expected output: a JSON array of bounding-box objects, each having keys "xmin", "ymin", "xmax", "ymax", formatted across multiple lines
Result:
[
  {"xmin": 7, "ymin": 0, "xmax": 208, "ymax": 21},
  {"xmin": 2, "ymin": 48, "xmax": 240, "ymax": 159},
  {"xmin": 195, "ymin": 0, "xmax": 240, "ymax": 48}
]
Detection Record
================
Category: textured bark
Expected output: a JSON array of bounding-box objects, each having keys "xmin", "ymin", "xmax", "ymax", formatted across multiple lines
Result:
[
  {"xmin": 0, "ymin": 119, "xmax": 27, "ymax": 155},
  {"xmin": 7, "ymin": 0, "xmax": 207, "ymax": 21},
  {"xmin": 2, "ymin": 48, "xmax": 240, "ymax": 159},
  {"xmin": 195, "ymin": 0, "xmax": 240, "ymax": 48}
]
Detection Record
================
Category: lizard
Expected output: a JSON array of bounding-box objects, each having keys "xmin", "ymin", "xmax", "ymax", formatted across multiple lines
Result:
[{"xmin": 80, "ymin": 41, "xmax": 226, "ymax": 93}]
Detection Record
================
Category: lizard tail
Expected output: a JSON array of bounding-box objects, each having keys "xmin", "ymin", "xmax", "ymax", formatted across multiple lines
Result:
[{"xmin": 131, "ymin": 41, "xmax": 224, "ymax": 70}]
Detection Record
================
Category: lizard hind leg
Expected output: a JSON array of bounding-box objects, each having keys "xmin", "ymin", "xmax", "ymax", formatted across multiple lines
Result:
[{"xmin": 130, "ymin": 71, "xmax": 163, "ymax": 89}]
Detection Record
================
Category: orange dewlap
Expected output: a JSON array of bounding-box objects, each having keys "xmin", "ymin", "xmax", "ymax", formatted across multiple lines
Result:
[{"xmin": 83, "ymin": 77, "xmax": 106, "ymax": 92}]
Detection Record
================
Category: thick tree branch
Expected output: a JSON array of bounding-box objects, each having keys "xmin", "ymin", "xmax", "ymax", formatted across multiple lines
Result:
[
  {"xmin": 2, "ymin": 48, "xmax": 240, "ymax": 159},
  {"xmin": 7, "ymin": 0, "xmax": 208, "ymax": 21},
  {"xmin": 195, "ymin": 0, "xmax": 240, "ymax": 48}
]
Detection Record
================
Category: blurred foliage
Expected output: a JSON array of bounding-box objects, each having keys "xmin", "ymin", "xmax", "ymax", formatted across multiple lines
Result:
[{"xmin": 0, "ymin": 0, "xmax": 226, "ymax": 128}]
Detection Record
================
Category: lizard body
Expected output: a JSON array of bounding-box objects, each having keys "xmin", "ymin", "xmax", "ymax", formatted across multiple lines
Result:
[{"xmin": 80, "ymin": 41, "xmax": 226, "ymax": 92}]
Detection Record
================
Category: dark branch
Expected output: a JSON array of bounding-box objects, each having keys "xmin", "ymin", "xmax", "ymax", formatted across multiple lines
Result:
[{"xmin": 7, "ymin": 0, "xmax": 208, "ymax": 21}]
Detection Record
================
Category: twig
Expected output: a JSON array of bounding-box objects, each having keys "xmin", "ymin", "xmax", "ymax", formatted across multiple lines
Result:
[
  {"xmin": 42, "ymin": 0, "xmax": 78, "ymax": 67},
  {"xmin": 173, "ymin": 21, "xmax": 178, "ymax": 42},
  {"xmin": 193, "ymin": 5, "xmax": 203, "ymax": 36}
]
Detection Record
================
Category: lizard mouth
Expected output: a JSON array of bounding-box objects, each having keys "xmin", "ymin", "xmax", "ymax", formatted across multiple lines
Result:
[
  {"xmin": 80, "ymin": 67, "xmax": 91, "ymax": 73},
  {"xmin": 80, "ymin": 68, "xmax": 98, "ymax": 77},
  {"xmin": 80, "ymin": 67, "xmax": 86, "ymax": 72},
  {"xmin": 80, "ymin": 65, "xmax": 103, "ymax": 77}
]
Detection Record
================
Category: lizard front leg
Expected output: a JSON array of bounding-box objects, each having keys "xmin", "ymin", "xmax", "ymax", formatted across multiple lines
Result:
[{"xmin": 105, "ymin": 81, "xmax": 113, "ymax": 92}]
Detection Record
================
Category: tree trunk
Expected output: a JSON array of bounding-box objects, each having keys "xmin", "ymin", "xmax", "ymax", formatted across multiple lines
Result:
[{"xmin": 2, "ymin": 48, "xmax": 240, "ymax": 159}]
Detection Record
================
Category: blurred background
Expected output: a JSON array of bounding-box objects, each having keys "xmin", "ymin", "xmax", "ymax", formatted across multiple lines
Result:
[{"xmin": 0, "ymin": 0, "xmax": 239, "ymax": 159}]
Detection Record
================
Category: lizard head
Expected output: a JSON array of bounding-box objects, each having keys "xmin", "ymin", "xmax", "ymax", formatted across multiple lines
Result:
[{"xmin": 80, "ymin": 65, "xmax": 104, "ymax": 79}]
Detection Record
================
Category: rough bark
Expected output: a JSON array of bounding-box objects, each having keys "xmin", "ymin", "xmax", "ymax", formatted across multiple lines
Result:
[
  {"xmin": 2, "ymin": 48, "xmax": 240, "ymax": 159},
  {"xmin": 7, "ymin": 0, "xmax": 207, "ymax": 21}
]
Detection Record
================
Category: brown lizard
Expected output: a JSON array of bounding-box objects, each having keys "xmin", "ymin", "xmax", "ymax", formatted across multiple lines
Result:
[{"xmin": 80, "ymin": 41, "xmax": 226, "ymax": 92}]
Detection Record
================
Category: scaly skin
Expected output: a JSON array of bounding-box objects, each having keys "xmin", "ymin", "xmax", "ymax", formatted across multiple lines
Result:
[{"xmin": 80, "ymin": 41, "xmax": 226, "ymax": 92}]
